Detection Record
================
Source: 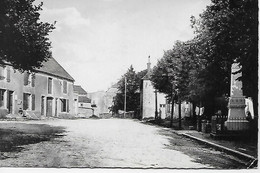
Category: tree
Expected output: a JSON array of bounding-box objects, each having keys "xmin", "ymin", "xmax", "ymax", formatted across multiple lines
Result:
[
  {"xmin": 110, "ymin": 65, "xmax": 146, "ymax": 118},
  {"xmin": 151, "ymin": 40, "xmax": 194, "ymax": 101},
  {"xmin": 191, "ymin": 0, "xmax": 258, "ymax": 116},
  {"xmin": 0, "ymin": 0, "xmax": 55, "ymax": 71}
]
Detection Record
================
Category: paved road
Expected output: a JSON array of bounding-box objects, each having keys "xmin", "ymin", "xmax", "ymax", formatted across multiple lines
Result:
[{"xmin": 0, "ymin": 119, "xmax": 248, "ymax": 168}]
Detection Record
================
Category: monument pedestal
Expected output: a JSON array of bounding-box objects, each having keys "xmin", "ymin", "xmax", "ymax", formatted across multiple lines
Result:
[{"xmin": 225, "ymin": 96, "xmax": 249, "ymax": 131}]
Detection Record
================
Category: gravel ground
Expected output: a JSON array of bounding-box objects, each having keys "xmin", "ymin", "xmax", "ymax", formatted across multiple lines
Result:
[{"xmin": 0, "ymin": 118, "xmax": 249, "ymax": 169}]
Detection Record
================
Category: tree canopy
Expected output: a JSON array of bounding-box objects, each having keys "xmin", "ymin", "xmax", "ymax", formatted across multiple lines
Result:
[
  {"xmin": 191, "ymin": 0, "xmax": 258, "ymax": 115},
  {"xmin": 110, "ymin": 65, "xmax": 147, "ymax": 119},
  {"xmin": 151, "ymin": 0, "xmax": 258, "ymax": 117},
  {"xmin": 0, "ymin": 0, "xmax": 55, "ymax": 71}
]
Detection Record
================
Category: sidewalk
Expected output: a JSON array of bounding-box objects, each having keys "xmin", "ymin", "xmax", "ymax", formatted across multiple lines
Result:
[
  {"xmin": 172, "ymin": 129, "xmax": 258, "ymax": 161},
  {"xmin": 144, "ymin": 119, "xmax": 257, "ymax": 168}
]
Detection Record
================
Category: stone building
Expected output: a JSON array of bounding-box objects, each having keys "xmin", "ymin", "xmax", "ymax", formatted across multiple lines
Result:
[
  {"xmin": 0, "ymin": 58, "xmax": 75, "ymax": 119},
  {"xmin": 104, "ymin": 83, "xmax": 118, "ymax": 112},
  {"xmin": 140, "ymin": 57, "xmax": 167, "ymax": 119}
]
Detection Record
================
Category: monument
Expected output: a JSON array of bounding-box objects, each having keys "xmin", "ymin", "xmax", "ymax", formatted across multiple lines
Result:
[{"xmin": 225, "ymin": 63, "xmax": 249, "ymax": 131}]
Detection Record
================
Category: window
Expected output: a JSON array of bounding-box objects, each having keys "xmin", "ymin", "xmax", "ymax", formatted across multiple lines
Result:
[
  {"xmin": 32, "ymin": 94, "xmax": 35, "ymax": 110},
  {"xmin": 67, "ymin": 100, "xmax": 69, "ymax": 113},
  {"xmin": 24, "ymin": 72, "xmax": 29, "ymax": 86},
  {"xmin": 0, "ymin": 89, "xmax": 5, "ymax": 107},
  {"xmin": 0, "ymin": 66, "xmax": 5, "ymax": 80},
  {"xmin": 61, "ymin": 99, "xmax": 69, "ymax": 112},
  {"xmin": 48, "ymin": 78, "xmax": 52, "ymax": 94},
  {"xmin": 31, "ymin": 74, "xmax": 35, "ymax": 87},
  {"xmin": 23, "ymin": 93, "xmax": 31, "ymax": 110},
  {"xmin": 61, "ymin": 99, "xmax": 67, "ymax": 112},
  {"xmin": 24, "ymin": 72, "xmax": 35, "ymax": 86},
  {"xmin": 63, "ymin": 80, "xmax": 67, "ymax": 94}
]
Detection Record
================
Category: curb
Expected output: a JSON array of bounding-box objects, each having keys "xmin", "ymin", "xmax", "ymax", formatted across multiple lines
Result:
[{"xmin": 181, "ymin": 133, "xmax": 257, "ymax": 161}]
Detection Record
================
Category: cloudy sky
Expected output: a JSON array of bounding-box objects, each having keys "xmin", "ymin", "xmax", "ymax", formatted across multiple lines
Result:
[{"xmin": 35, "ymin": 0, "xmax": 211, "ymax": 93}]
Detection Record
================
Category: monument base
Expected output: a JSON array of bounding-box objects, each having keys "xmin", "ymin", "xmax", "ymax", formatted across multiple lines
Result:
[
  {"xmin": 225, "ymin": 119, "xmax": 249, "ymax": 131},
  {"xmin": 225, "ymin": 96, "xmax": 249, "ymax": 131}
]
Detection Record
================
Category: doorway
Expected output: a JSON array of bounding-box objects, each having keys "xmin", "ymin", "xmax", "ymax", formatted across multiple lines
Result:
[
  {"xmin": 46, "ymin": 97, "xmax": 53, "ymax": 117},
  {"xmin": 7, "ymin": 91, "xmax": 13, "ymax": 114}
]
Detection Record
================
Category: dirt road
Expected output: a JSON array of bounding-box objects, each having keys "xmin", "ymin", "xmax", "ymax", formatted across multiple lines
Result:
[{"xmin": 0, "ymin": 119, "xmax": 247, "ymax": 168}]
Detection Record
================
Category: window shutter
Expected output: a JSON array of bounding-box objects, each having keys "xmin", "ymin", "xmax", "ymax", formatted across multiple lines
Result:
[
  {"xmin": 61, "ymin": 99, "xmax": 64, "ymax": 112},
  {"xmin": 32, "ymin": 94, "xmax": 35, "ymax": 110},
  {"xmin": 7, "ymin": 68, "xmax": 10, "ymax": 82},
  {"xmin": 0, "ymin": 90, "xmax": 5, "ymax": 107},
  {"xmin": 67, "ymin": 99, "xmax": 69, "ymax": 112}
]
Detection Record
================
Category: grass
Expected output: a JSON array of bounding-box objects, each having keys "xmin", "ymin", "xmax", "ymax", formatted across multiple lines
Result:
[{"xmin": 0, "ymin": 123, "xmax": 65, "ymax": 153}]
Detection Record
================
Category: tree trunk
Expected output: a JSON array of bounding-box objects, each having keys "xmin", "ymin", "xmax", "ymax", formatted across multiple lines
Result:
[
  {"xmin": 170, "ymin": 95, "xmax": 174, "ymax": 128},
  {"xmin": 178, "ymin": 100, "xmax": 181, "ymax": 130}
]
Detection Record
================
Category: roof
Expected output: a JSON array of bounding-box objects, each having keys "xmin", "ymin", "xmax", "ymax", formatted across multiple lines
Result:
[
  {"xmin": 74, "ymin": 85, "xmax": 88, "ymax": 95},
  {"xmin": 36, "ymin": 58, "xmax": 74, "ymax": 82},
  {"xmin": 78, "ymin": 96, "xmax": 91, "ymax": 103},
  {"xmin": 142, "ymin": 69, "xmax": 153, "ymax": 80}
]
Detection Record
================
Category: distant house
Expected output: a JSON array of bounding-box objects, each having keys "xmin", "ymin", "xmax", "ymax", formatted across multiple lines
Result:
[
  {"xmin": 140, "ymin": 57, "xmax": 167, "ymax": 119},
  {"xmin": 87, "ymin": 91, "xmax": 106, "ymax": 116},
  {"xmin": 0, "ymin": 58, "xmax": 75, "ymax": 119},
  {"xmin": 87, "ymin": 83, "xmax": 118, "ymax": 118},
  {"xmin": 104, "ymin": 83, "xmax": 118, "ymax": 112},
  {"xmin": 140, "ymin": 57, "xmax": 194, "ymax": 120},
  {"xmin": 73, "ymin": 85, "xmax": 92, "ymax": 118}
]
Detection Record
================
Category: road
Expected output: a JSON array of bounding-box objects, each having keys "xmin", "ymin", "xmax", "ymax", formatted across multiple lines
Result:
[{"xmin": 0, "ymin": 118, "xmax": 248, "ymax": 168}]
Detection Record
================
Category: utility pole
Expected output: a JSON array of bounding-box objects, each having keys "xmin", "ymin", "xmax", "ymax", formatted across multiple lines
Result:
[{"xmin": 124, "ymin": 77, "xmax": 127, "ymax": 118}]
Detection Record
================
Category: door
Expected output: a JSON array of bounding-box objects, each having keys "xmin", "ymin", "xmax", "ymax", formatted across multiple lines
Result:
[
  {"xmin": 41, "ymin": 96, "xmax": 45, "ymax": 115},
  {"xmin": 7, "ymin": 91, "xmax": 13, "ymax": 114},
  {"xmin": 46, "ymin": 97, "xmax": 53, "ymax": 117}
]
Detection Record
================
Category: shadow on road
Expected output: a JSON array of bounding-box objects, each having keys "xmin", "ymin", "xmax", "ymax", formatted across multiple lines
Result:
[{"xmin": 0, "ymin": 122, "xmax": 66, "ymax": 159}]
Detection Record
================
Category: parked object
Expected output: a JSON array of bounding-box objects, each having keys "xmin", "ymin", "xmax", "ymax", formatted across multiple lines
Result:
[
  {"xmin": 211, "ymin": 115, "xmax": 228, "ymax": 137},
  {"xmin": 201, "ymin": 120, "xmax": 211, "ymax": 133}
]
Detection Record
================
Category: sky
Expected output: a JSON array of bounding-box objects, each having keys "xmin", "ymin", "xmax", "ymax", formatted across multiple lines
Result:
[{"xmin": 35, "ymin": 0, "xmax": 211, "ymax": 93}]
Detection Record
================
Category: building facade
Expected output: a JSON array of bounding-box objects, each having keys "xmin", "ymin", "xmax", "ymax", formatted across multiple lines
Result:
[
  {"xmin": 140, "ymin": 57, "xmax": 167, "ymax": 119},
  {"xmin": 73, "ymin": 85, "xmax": 93, "ymax": 118},
  {"xmin": 0, "ymin": 58, "xmax": 75, "ymax": 119}
]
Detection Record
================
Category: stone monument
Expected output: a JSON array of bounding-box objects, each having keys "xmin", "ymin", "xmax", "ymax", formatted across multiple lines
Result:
[{"xmin": 225, "ymin": 63, "xmax": 249, "ymax": 131}]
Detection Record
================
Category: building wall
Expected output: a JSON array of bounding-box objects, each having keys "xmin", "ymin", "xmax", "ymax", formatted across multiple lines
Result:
[
  {"xmin": 0, "ymin": 66, "xmax": 24, "ymax": 116},
  {"xmin": 142, "ymin": 79, "xmax": 166, "ymax": 119},
  {"xmin": 88, "ymin": 91, "xmax": 106, "ymax": 116},
  {"xmin": 35, "ymin": 73, "xmax": 74, "ymax": 117},
  {"xmin": 0, "ymin": 65, "xmax": 75, "ymax": 118},
  {"xmin": 73, "ymin": 92, "xmax": 79, "ymax": 115},
  {"xmin": 77, "ymin": 102, "xmax": 93, "ymax": 118}
]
